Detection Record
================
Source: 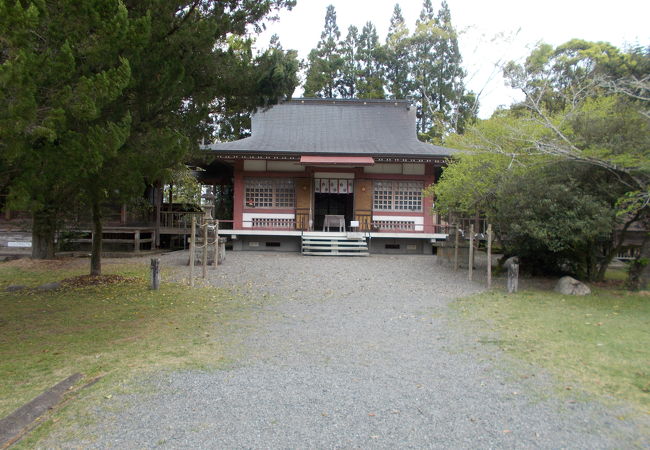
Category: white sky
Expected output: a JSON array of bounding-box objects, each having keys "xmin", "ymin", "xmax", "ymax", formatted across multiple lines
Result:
[{"xmin": 255, "ymin": 0, "xmax": 649, "ymax": 118}]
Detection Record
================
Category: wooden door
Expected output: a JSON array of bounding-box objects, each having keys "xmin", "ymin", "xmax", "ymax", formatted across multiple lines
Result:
[
  {"xmin": 354, "ymin": 179, "xmax": 372, "ymax": 231},
  {"xmin": 295, "ymin": 178, "xmax": 311, "ymax": 230}
]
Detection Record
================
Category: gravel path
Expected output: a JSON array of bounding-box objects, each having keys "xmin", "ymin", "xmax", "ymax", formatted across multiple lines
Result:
[{"xmin": 50, "ymin": 252, "xmax": 646, "ymax": 448}]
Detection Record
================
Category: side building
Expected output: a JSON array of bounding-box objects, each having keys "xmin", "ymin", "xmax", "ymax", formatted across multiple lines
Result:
[{"xmin": 203, "ymin": 98, "xmax": 458, "ymax": 255}]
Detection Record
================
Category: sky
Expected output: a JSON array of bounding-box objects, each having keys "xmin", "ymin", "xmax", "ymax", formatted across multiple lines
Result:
[{"xmin": 255, "ymin": 0, "xmax": 649, "ymax": 118}]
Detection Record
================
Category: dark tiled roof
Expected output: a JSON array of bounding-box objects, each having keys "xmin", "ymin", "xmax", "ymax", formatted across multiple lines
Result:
[{"xmin": 205, "ymin": 98, "xmax": 458, "ymax": 157}]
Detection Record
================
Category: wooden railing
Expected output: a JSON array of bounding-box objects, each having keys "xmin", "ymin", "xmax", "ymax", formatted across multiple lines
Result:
[
  {"xmin": 295, "ymin": 208, "xmax": 310, "ymax": 231},
  {"xmin": 160, "ymin": 211, "xmax": 206, "ymax": 231},
  {"xmin": 354, "ymin": 209, "xmax": 372, "ymax": 231},
  {"xmin": 250, "ymin": 217, "xmax": 294, "ymax": 229},
  {"xmin": 372, "ymin": 220, "xmax": 416, "ymax": 231},
  {"xmin": 68, "ymin": 227, "xmax": 154, "ymax": 253}
]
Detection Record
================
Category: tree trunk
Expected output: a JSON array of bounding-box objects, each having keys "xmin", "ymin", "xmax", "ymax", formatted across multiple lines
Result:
[
  {"xmin": 597, "ymin": 213, "xmax": 640, "ymax": 282},
  {"xmin": 639, "ymin": 236, "xmax": 650, "ymax": 290},
  {"xmin": 90, "ymin": 199, "xmax": 102, "ymax": 276},
  {"xmin": 31, "ymin": 208, "xmax": 57, "ymax": 259},
  {"xmin": 628, "ymin": 231, "xmax": 650, "ymax": 291}
]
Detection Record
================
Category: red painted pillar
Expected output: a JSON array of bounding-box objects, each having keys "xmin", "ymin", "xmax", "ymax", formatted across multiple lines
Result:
[
  {"xmin": 233, "ymin": 160, "xmax": 244, "ymax": 229},
  {"xmin": 423, "ymin": 163, "xmax": 435, "ymax": 233}
]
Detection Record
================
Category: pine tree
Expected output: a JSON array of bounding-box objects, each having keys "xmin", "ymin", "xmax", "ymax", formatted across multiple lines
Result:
[
  {"xmin": 356, "ymin": 21, "xmax": 385, "ymax": 99},
  {"xmin": 384, "ymin": 4, "xmax": 411, "ymax": 99},
  {"xmin": 303, "ymin": 5, "xmax": 343, "ymax": 98},
  {"xmin": 0, "ymin": 0, "xmax": 299, "ymax": 272},
  {"xmin": 0, "ymin": 0, "xmax": 138, "ymax": 260}
]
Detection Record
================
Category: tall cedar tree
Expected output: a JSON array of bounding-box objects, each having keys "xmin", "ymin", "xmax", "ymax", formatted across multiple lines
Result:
[
  {"xmin": 355, "ymin": 22, "xmax": 385, "ymax": 99},
  {"xmin": 384, "ymin": 4, "xmax": 411, "ymax": 99},
  {"xmin": 0, "ymin": 0, "xmax": 298, "ymax": 274},
  {"xmin": 303, "ymin": 5, "xmax": 343, "ymax": 98},
  {"xmin": 410, "ymin": 0, "xmax": 473, "ymax": 141},
  {"xmin": 338, "ymin": 25, "xmax": 359, "ymax": 98},
  {"xmin": 300, "ymin": 2, "xmax": 476, "ymax": 137}
]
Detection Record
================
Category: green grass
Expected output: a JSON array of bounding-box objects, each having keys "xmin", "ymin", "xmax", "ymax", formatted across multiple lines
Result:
[
  {"xmin": 453, "ymin": 280, "xmax": 650, "ymax": 415},
  {"xmin": 0, "ymin": 258, "xmax": 252, "ymax": 420}
]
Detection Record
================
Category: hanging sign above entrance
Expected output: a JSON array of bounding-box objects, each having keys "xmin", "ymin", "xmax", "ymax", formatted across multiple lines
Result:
[
  {"xmin": 315, "ymin": 179, "xmax": 354, "ymax": 194},
  {"xmin": 300, "ymin": 156, "xmax": 375, "ymax": 166}
]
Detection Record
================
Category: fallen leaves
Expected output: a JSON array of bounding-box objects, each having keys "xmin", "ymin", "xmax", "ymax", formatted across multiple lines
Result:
[{"xmin": 61, "ymin": 274, "xmax": 138, "ymax": 288}]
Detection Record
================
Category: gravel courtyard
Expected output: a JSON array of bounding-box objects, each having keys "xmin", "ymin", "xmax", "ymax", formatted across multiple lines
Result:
[{"xmin": 54, "ymin": 252, "xmax": 646, "ymax": 448}]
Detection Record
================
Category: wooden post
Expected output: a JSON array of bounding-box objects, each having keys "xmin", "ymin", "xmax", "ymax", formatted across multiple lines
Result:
[
  {"xmin": 134, "ymin": 230, "xmax": 141, "ymax": 254},
  {"xmin": 213, "ymin": 220, "xmax": 219, "ymax": 267},
  {"xmin": 505, "ymin": 256, "xmax": 519, "ymax": 293},
  {"xmin": 453, "ymin": 226, "xmax": 459, "ymax": 271},
  {"xmin": 468, "ymin": 224, "xmax": 474, "ymax": 281},
  {"xmin": 155, "ymin": 183, "xmax": 161, "ymax": 248},
  {"xmin": 150, "ymin": 258, "xmax": 160, "ymax": 290},
  {"xmin": 189, "ymin": 215, "xmax": 195, "ymax": 287},
  {"xmin": 202, "ymin": 218, "xmax": 208, "ymax": 278},
  {"xmin": 487, "ymin": 224, "xmax": 492, "ymax": 289}
]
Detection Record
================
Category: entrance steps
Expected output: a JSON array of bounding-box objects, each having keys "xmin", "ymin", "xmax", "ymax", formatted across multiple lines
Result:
[{"xmin": 301, "ymin": 232, "xmax": 369, "ymax": 256}]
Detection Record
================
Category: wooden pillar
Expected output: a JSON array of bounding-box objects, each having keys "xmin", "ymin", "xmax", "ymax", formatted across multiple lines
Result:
[
  {"xmin": 120, "ymin": 204, "xmax": 127, "ymax": 225},
  {"xmin": 154, "ymin": 182, "xmax": 162, "ymax": 248},
  {"xmin": 202, "ymin": 218, "xmax": 208, "ymax": 278},
  {"xmin": 468, "ymin": 224, "xmax": 474, "ymax": 281},
  {"xmin": 487, "ymin": 224, "xmax": 492, "ymax": 289},
  {"xmin": 232, "ymin": 160, "xmax": 244, "ymax": 229},
  {"xmin": 189, "ymin": 215, "xmax": 195, "ymax": 287},
  {"xmin": 213, "ymin": 220, "xmax": 219, "ymax": 267},
  {"xmin": 423, "ymin": 163, "xmax": 435, "ymax": 233},
  {"xmin": 454, "ymin": 226, "xmax": 459, "ymax": 271}
]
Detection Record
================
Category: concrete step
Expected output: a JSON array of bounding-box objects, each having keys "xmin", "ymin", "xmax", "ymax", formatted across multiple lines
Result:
[
  {"xmin": 301, "ymin": 234, "xmax": 369, "ymax": 256},
  {"xmin": 302, "ymin": 251, "xmax": 369, "ymax": 257}
]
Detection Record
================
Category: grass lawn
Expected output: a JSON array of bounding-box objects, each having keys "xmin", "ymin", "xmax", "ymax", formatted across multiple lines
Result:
[
  {"xmin": 0, "ymin": 257, "xmax": 250, "ymax": 421},
  {"xmin": 453, "ymin": 271, "xmax": 650, "ymax": 415}
]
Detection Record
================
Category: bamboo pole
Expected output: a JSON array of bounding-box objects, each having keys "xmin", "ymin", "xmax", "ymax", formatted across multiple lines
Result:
[
  {"xmin": 202, "ymin": 218, "xmax": 208, "ymax": 278},
  {"xmin": 487, "ymin": 224, "xmax": 492, "ymax": 289},
  {"xmin": 189, "ymin": 215, "xmax": 195, "ymax": 287},
  {"xmin": 468, "ymin": 224, "xmax": 474, "ymax": 281},
  {"xmin": 453, "ymin": 226, "xmax": 459, "ymax": 271}
]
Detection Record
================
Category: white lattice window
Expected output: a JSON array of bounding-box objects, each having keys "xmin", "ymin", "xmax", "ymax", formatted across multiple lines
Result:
[
  {"xmin": 245, "ymin": 178, "xmax": 295, "ymax": 208},
  {"xmin": 373, "ymin": 180, "xmax": 423, "ymax": 211}
]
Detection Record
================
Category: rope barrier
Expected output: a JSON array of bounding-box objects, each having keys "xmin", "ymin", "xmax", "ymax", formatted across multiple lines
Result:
[{"xmin": 188, "ymin": 216, "xmax": 221, "ymax": 286}]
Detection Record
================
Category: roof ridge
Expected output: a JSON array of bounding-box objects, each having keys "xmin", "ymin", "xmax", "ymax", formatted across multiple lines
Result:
[{"xmin": 288, "ymin": 98, "xmax": 411, "ymax": 107}]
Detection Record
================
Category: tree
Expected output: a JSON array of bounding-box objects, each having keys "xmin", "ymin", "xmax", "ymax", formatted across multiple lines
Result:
[
  {"xmin": 83, "ymin": 0, "xmax": 299, "ymax": 275},
  {"xmin": 303, "ymin": 4, "xmax": 343, "ymax": 98},
  {"xmin": 212, "ymin": 34, "xmax": 300, "ymax": 141},
  {"xmin": 0, "ymin": 0, "xmax": 139, "ymax": 259},
  {"xmin": 430, "ymin": 41, "xmax": 649, "ymax": 285},
  {"xmin": 384, "ymin": 4, "xmax": 411, "ymax": 99},
  {"xmin": 0, "ymin": 0, "xmax": 299, "ymax": 275},
  {"xmin": 492, "ymin": 165, "xmax": 621, "ymax": 279},
  {"xmin": 338, "ymin": 25, "xmax": 359, "ymax": 98},
  {"xmin": 409, "ymin": 0, "xmax": 474, "ymax": 141},
  {"xmin": 355, "ymin": 21, "xmax": 385, "ymax": 99},
  {"xmin": 504, "ymin": 40, "xmax": 650, "ymax": 287}
]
